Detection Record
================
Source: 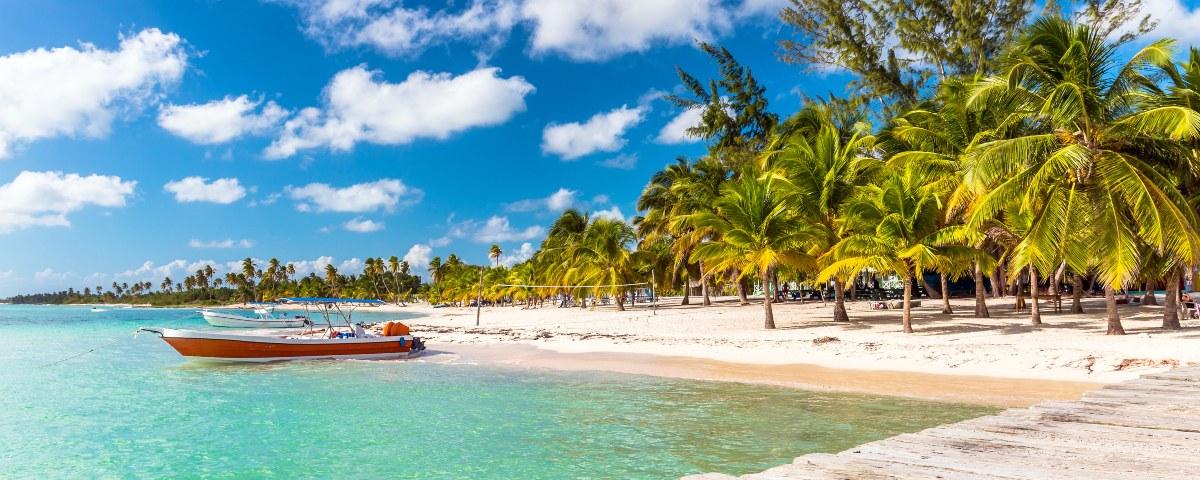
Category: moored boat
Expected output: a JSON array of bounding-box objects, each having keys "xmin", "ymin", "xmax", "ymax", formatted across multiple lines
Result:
[
  {"xmin": 201, "ymin": 307, "xmax": 309, "ymax": 328},
  {"xmin": 144, "ymin": 297, "xmax": 424, "ymax": 362},
  {"xmin": 141, "ymin": 327, "xmax": 422, "ymax": 362}
]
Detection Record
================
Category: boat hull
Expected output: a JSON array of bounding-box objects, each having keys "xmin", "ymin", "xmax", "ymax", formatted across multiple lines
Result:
[
  {"xmin": 201, "ymin": 310, "xmax": 307, "ymax": 328},
  {"xmin": 152, "ymin": 328, "xmax": 420, "ymax": 362}
]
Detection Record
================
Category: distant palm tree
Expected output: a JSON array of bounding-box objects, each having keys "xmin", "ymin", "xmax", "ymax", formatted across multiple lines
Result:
[
  {"xmin": 689, "ymin": 175, "xmax": 816, "ymax": 328},
  {"xmin": 489, "ymin": 244, "xmax": 502, "ymax": 268},
  {"xmin": 324, "ymin": 264, "xmax": 340, "ymax": 297}
]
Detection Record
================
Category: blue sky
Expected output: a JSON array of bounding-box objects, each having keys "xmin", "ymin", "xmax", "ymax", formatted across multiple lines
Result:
[{"xmin": 1, "ymin": 0, "xmax": 1198, "ymax": 296}]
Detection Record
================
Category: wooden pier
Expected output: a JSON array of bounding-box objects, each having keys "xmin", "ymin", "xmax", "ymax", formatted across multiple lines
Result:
[{"xmin": 686, "ymin": 367, "xmax": 1200, "ymax": 479}]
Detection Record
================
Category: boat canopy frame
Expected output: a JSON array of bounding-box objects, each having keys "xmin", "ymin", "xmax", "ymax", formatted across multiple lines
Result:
[{"xmin": 277, "ymin": 297, "xmax": 383, "ymax": 333}]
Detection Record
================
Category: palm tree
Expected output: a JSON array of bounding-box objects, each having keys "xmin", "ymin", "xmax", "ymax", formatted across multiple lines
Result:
[
  {"xmin": 688, "ymin": 175, "xmax": 816, "ymax": 329},
  {"xmin": 568, "ymin": 218, "xmax": 644, "ymax": 311},
  {"xmin": 428, "ymin": 257, "xmax": 443, "ymax": 284},
  {"xmin": 820, "ymin": 163, "xmax": 975, "ymax": 333},
  {"xmin": 636, "ymin": 158, "xmax": 701, "ymax": 305},
  {"xmin": 966, "ymin": 18, "xmax": 1200, "ymax": 334},
  {"xmin": 489, "ymin": 244, "xmax": 502, "ymax": 268},
  {"xmin": 324, "ymin": 264, "xmax": 340, "ymax": 297},
  {"xmin": 763, "ymin": 114, "xmax": 879, "ymax": 322},
  {"xmin": 160, "ymin": 277, "xmax": 172, "ymax": 294}
]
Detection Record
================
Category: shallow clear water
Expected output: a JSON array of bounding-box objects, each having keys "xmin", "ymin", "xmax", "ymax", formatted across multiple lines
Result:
[{"xmin": 0, "ymin": 305, "xmax": 997, "ymax": 479}]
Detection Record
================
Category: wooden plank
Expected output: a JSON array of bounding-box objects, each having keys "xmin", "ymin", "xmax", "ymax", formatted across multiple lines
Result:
[{"xmin": 688, "ymin": 366, "xmax": 1200, "ymax": 479}]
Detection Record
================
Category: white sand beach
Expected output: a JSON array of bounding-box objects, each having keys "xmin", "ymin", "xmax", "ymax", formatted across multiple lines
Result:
[{"xmin": 237, "ymin": 294, "xmax": 1200, "ymax": 405}]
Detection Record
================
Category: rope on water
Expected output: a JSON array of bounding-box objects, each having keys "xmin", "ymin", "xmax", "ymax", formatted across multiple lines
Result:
[{"xmin": 37, "ymin": 330, "xmax": 139, "ymax": 368}]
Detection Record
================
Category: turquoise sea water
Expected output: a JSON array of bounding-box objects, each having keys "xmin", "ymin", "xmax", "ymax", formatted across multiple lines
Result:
[{"xmin": 0, "ymin": 305, "xmax": 996, "ymax": 479}]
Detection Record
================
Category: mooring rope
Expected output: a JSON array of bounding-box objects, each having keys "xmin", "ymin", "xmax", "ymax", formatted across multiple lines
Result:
[{"xmin": 37, "ymin": 331, "xmax": 138, "ymax": 368}]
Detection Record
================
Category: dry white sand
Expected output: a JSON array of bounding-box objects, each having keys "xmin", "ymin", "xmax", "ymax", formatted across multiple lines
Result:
[{"xmin": 234, "ymin": 294, "xmax": 1200, "ymax": 405}]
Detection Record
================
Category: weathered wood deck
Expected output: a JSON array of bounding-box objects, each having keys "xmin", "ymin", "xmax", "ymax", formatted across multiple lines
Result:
[{"xmin": 685, "ymin": 367, "xmax": 1200, "ymax": 480}]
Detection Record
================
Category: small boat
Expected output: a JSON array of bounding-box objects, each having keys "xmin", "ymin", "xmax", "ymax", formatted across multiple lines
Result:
[
  {"xmin": 144, "ymin": 297, "xmax": 424, "ymax": 362},
  {"xmin": 91, "ymin": 307, "xmax": 108, "ymax": 312},
  {"xmin": 201, "ymin": 307, "xmax": 308, "ymax": 328}
]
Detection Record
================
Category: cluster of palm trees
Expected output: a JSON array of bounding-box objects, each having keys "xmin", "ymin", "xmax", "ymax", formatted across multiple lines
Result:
[
  {"xmin": 432, "ymin": 17, "xmax": 1200, "ymax": 336},
  {"xmin": 423, "ymin": 215, "xmax": 651, "ymax": 310}
]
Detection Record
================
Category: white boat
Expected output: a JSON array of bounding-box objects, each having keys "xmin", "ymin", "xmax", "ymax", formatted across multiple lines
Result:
[
  {"xmin": 145, "ymin": 298, "xmax": 424, "ymax": 362},
  {"xmin": 90, "ymin": 307, "xmax": 108, "ymax": 313},
  {"xmin": 201, "ymin": 307, "xmax": 309, "ymax": 328}
]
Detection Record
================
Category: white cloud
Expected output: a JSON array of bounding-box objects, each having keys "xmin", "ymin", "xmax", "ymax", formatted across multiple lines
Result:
[
  {"xmin": 592, "ymin": 194, "xmax": 611, "ymax": 205},
  {"xmin": 505, "ymin": 187, "xmax": 576, "ymax": 212},
  {"xmin": 0, "ymin": 29, "xmax": 187, "ymax": 158},
  {"xmin": 1138, "ymin": 0, "xmax": 1200, "ymax": 44},
  {"xmin": 498, "ymin": 242, "xmax": 535, "ymax": 267},
  {"xmin": 474, "ymin": 215, "xmax": 544, "ymax": 243},
  {"xmin": 593, "ymin": 205, "xmax": 625, "ymax": 222},
  {"xmin": 35, "ymin": 268, "xmax": 71, "ymax": 282},
  {"xmin": 288, "ymin": 256, "xmax": 334, "ymax": 276},
  {"xmin": 0, "ymin": 171, "xmax": 136, "ymax": 233},
  {"xmin": 283, "ymin": 0, "xmax": 520, "ymax": 59},
  {"xmin": 287, "ymin": 178, "xmax": 422, "ymax": 212},
  {"xmin": 164, "ymin": 177, "xmax": 247, "ymax": 204},
  {"xmin": 344, "ymin": 217, "xmax": 384, "ymax": 232},
  {"xmin": 264, "ymin": 65, "xmax": 534, "ymax": 158},
  {"xmin": 656, "ymin": 107, "xmax": 703, "ymax": 144},
  {"xmin": 189, "ymin": 238, "xmax": 254, "ymax": 249},
  {"xmin": 280, "ymin": 1, "xmax": 784, "ymax": 63},
  {"xmin": 542, "ymin": 105, "xmax": 645, "ymax": 160},
  {"xmin": 521, "ymin": 0, "xmax": 730, "ymax": 61},
  {"xmin": 158, "ymin": 95, "xmax": 287, "ymax": 144},
  {"xmin": 598, "ymin": 153, "xmax": 638, "ymax": 170},
  {"xmin": 403, "ymin": 244, "xmax": 433, "ymax": 271},
  {"xmin": 115, "ymin": 259, "xmax": 191, "ymax": 280},
  {"xmin": 338, "ymin": 257, "xmax": 364, "ymax": 273}
]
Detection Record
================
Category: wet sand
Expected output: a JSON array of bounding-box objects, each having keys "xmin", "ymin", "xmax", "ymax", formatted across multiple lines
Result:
[{"xmin": 434, "ymin": 343, "xmax": 1102, "ymax": 407}]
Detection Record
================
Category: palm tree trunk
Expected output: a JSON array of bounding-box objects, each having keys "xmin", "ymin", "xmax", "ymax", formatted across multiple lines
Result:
[
  {"xmin": 990, "ymin": 266, "xmax": 1003, "ymax": 297},
  {"xmin": 1029, "ymin": 265, "xmax": 1042, "ymax": 326},
  {"xmin": 702, "ymin": 277, "xmax": 711, "ymax": 306},
  {"xmin": 1142, "ymin": 281, "xmax": 1158, "ymax": 306},
  {"xmin": 772, "ymin": 270, "xmax": 781, "ymax": 303},
  {"xmin": 1164, "ymin": 268, "xmax": 1182, "ymax": 330},
  {"xmin": 1071, "ymin": 273, "xmax": 1084, "ymax": 313},
  {"xmin": 973, "ymin": 261, "xmax": 989, "ymax": 318},
  {"xmin": 902, "ymin": 275, "xmax": 914, "ymax": 334},
  {"xmin": 681, "ymin": 271, "xmax": 690, "ymax": 305},
  {"xmin": 919, "ymin": 275, "xmax": 940, "ymax": 300},
  {"xmin": 762, "ymin": 269, "xmax": 775, "ymax": 329},
  {"xmin": 1105, "ymin": 284, "xmax": 1125, "ymax": 335},
  {"xmin": 832, "ymin": 278, "xmax": 849, "ymax": 322},
  {"xmin": 616, "ymin": 290, "xmax": 626, "ymax": 311},
  {"xmin": 736, "ymin": 273, "xmax": 749, "ymax": 305},
  {"xmin": 939, "ymin": 274, "xmax": 952, "ymax": 314}
]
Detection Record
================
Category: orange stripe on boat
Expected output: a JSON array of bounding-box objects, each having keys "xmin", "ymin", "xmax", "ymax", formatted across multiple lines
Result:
[{"xmin": 163, "ymin": 337, "xmax": 410, "ymax": 359}]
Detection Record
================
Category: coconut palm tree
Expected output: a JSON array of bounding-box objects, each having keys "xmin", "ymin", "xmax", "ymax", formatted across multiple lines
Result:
[
  {"xmin": 688, "ymin": 174, "xmax": 816, "ymax": 329},
  {"xmin": 762, "ymin": 114, "xmax": 879, "ymax": 322},
  {"xmin": 820, "ymin": 163, "xmax": 976, "ymax": 333},
  {"xmin": 965, "ymin": 17, "xmax": 1200, "ymax": 334},
  {"xmin": 489, "ymin": 244, "xmax": 502, "ymax": 268},
  {"xmin": 565, "ymin": 218, "xmax": 644, "ymax": 311}
]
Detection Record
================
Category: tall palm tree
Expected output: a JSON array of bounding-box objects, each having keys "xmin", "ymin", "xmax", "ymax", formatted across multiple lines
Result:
[
  {"xmin": 428, "ymin": 257, "xmax": 443, "ymax": 284},
  {"xmin": 820, "ymin": 163, "xmax": 975, "ymax": 333},
  {"xmin": 569, "ymin": 218, "xmax": 644, "ymax": 311},
  {"xmin": 966, "ymin": 18, "xmax": 1200, "ymax": 334},
  {"xmin": 763, "ymin": 115, "xmax": 879, "ymax": 322},
  {"xmin": 489, "ymin": 244, "xmax": 502, "ymax": 268},
  {"xmin": 688, "ymin": 175, "xmax": 816, "ymax": 329},
  {"xmin": 324, "ymin": 264, "xmax": 340, "ymax": 297}
]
